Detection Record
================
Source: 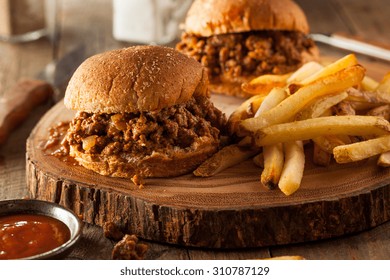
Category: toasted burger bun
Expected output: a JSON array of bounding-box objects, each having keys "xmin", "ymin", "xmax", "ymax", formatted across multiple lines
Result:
[
  {"xmin": 65, "ymin": 45, "xmax": 208, "ymax": 113},
  {"xmin": 176, "ymin": 0, "xmax": 319, "ymax": 98},
  {"xmin": 184, "ymin": 0, "xmax": 310, "ymax": 37},
  {"xmin": 64, "ymin": 46, "xmax": 226, "ymax": 180}
]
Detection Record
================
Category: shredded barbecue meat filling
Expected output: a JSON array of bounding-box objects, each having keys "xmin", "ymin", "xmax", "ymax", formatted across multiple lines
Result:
[
  {"xmin": 64, "ymin": 96, "xmax": 226, "ymax": 157},
  {"xmin": 176, "ymin": 30, "xmax": 316, "ymax": 82}
]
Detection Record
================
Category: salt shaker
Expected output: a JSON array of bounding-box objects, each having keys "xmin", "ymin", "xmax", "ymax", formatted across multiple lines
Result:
[{"xmin": 113, "ymin": 0, "xmax": 192, "ymax": 45}]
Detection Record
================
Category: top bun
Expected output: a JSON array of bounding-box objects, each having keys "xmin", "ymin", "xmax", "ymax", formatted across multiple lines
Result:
[
  {"xmin": 184, "ymin": 0, "xmax": 310, "ymax": 37},
  {"xmin": 64, "ymin": 46, "xmax": 208, "ymax": 113}
]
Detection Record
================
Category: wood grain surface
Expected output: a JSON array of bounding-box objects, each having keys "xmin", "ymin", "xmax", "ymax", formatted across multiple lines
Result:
[{"xmin": 1, "ymin": 0, "xmax": 390, "ymax": 259}]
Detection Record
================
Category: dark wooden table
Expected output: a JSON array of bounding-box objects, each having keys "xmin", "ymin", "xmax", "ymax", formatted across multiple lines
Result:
[{"xmin": 0, "ymin": 0, "xmax": 389, "ymax": 260}]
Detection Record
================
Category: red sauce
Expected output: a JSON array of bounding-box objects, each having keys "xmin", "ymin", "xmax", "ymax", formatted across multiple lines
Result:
[{"xmin": 0, "ymin": 214, "xmax": 71, "ymax": 259}]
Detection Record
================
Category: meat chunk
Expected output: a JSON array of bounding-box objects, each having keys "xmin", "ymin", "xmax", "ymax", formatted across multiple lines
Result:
[
  {"xmin": 176, "ymin": 30, "xmax": 317, "ymax": 82},
  {"xmin": 64, "ymin": 96, "xmax": 226, "ymax": 158},
  {"xmin": 112, "ymin": 234, "xmax": 148, "ymax": 260}
]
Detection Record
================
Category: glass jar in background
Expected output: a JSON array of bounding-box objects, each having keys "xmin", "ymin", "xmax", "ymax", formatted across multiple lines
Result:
[
  {"xmin": 0, "ymin": 0, "xmax": 57, "ymax": 43},
  {"xmin": 113, "ymin": 0, "xmax": 192, "ymax": 45}
]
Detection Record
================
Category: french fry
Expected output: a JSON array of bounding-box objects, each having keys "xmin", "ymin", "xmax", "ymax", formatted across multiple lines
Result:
[
  {"xmin": 227, "ymin": 94, "xmax": 265, "ymax": 135},
  {"xmin": 366, "ymin": 105, "xmax": 390, "ymax": 120},
  {"xmin": 375, "ymin": 72, "xmax": 390, "ymax": 93},
  {"xmin": 287, "ymin": 61, "xmax": 324, "ymax": 84},
  {"xmin": 253, "ymin": 87, "xmax": 288, "ymax": 189},
  {"xmin": 255, "ymin": 87, "xmax": 289, "ymax": 117},
  {"xmin": 313, "ymin": 143, "xmax": 332, "ymax": 166},
  {"xmin": 237, "ymin": 89, "xmax": 288, "ymax": 142},
  {"xmin": 278, "ymin": 141, "xmax": 305, "ymax": 196},
  {"xmin": 241, "ymin": 73, "xmax": 291, "ymax": 95},
  {"xmin": 261, "ymin": 255, "xmax": 305, "ymax": 260},
  {"xmin": 300, "ymin": 54, "xmax": 358, "ymax": 85},
  {"xmin": 361, "ymin": 76, "xmax": 379, "ymax": 92},
  {"xmin": 261, "ymin": 144, "xmax": 284, "ymax": 189},
  {"xmin": 296, "ymin": 91, "xmax": 348, "ymax": 120},
  {"xmin": 378, "ymin": 151, "xmax": 390, "ymax": 167},
  {"xmin": 333, "ymin": 135, "xmax": 390, "ymax": 163},
  {"xmin": 239, "ymin": 65, "xmax": 366, "ymax": 134},
  {"xmin": 312, "ymin": 135, "xmax": 351, "ymax": 154},
  {"xmin": 193, "ymin": 144, "xmax": 259, "ymax": 177},
  {"xmin": 375, "ymin": 72, "xmax": 390, "ymax": 103},
  {"xmin": 253, "ymin": 116, "xmax": 390, "ymax": 147}
]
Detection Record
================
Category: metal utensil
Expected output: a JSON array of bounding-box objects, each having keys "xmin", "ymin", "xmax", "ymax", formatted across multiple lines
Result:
[
  {"xmin": 37, "ymin": 44, "xmax": 87, "ymax": 101},
  {"xmin": 309, "ymin": 33, "xmax": 390, "ymax": 63}
]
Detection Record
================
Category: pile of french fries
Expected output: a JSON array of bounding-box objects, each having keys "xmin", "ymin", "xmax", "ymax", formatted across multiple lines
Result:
[{"xmin": 194, "ymin": 54, "xmax": 390, "ymax": 196}]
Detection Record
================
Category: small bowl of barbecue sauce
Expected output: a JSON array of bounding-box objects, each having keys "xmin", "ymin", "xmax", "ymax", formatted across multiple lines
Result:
[{"xmin": 0, "ymin": 199, "xmax": 82, "ymax": 260}]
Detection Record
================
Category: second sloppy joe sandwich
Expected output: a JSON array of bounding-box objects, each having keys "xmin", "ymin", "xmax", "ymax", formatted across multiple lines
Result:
[
  {"xmin": 176, "ymin": 0, "xmax": 319, "ymax": 98},
  {"xmin": 61, "ymin": 46, "xmax": 227, "ymax": 183}
]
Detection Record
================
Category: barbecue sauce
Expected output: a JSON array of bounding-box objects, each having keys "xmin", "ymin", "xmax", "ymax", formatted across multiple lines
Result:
[{"xmin": 0, "ymin": 214, "xmax": 71, "ymax": 259}]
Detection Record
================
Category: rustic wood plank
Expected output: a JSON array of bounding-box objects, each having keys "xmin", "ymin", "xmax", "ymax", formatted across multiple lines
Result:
[
  {"xmin": 66, "ymin": 223, "xmax": 115, "ymax": 260},
  {"xmin": 188, "ymin": 248, "xmax": 270, "ymax": 260},
  {"xmin": 270, "ymin": 221, "xmax": 390, "ymax": 260}
]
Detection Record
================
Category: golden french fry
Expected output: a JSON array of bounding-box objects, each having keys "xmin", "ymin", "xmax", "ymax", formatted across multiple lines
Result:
[
  {"xmin": 261, "ymin": 144, "xmax": 284, "ymax": 189},
  {"xmin": 312, "ymin": 135, "xmax": 351, "ymax": 154},
  {"xmin": 278, "ymin": 141, "xmax": 305, "ymax": 196},
  {"xmin": 193, "ymin": 144, "xmax": 259, "ymax": 177},
  {"xmin": 375, "ymin": 72, "xmax": 390, "ymax": 93},
  {"xmin": 239, "ymin": 65, "xmax": 366, "ymax": 134},
  {"xmin": 361, "ymin": 76, "xmax": 379, "ymax": 92},
  {"xmin": 238, "ymin": 88, "xmax": 289, "ymax": 147},
  {"xmin": 312, "ymin": 143, "xmax": 332, "ymax": 166},
  {"xmin": 301, "ymin": 54, "xmax": 358, "ymax": 85},
  {"xmin": 255, "ymin": 87, "xmax": 289, "ymax": 117},
  {"xmin": 333, "ymin": 135, "xmax": 390, "ymax": 163},
  {"xmin": 375, "ymin": 72, "xmax": 390, "ymax": 103},
  {"xmin": 241, "ymin": 73, "xmax": 291, "ymax": 95},
  {"xmin": 378, "ymin": 151, "xmax": 390, "ymax": 167},
  {"xmin": 227, "ymin": 94, "xmax": 265, "ymax": 135},
  {"xmin": 253, "ymin": 116, "xmax": 390, "ymax": 147},
  {"xmin": 261, "ymin": 255, "xmax": 305, "ymax": 260},
  {"xmin": 366, "ymin": 105, "xmax": 390, "ymax": 121},
  {"xmin": 296, "ymin": 91, "xmax": 348, "ymax": 120},
  {"xmin": 287, "ymin": 61, "xmax": 324, "ymax": 83}
]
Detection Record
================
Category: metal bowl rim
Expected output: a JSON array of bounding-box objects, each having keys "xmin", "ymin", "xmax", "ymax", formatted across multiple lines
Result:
[{"xmin": 0, "ymin": 199, "xmax": 83, "ymax": 260}]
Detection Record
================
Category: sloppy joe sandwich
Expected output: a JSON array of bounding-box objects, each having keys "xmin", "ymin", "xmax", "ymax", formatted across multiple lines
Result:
[
  {"xmin": 176, "ymin": 0, "xmax": 319, "ymax": 97},
  {"xmin": 62, "ymin": 46, "xmax": 226, "ymax": 181}
]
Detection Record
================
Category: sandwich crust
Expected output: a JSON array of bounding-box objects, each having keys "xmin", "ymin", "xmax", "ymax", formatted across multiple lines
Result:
[
  {"xmin": 64, "ymin": 45, "xmax": 209, "ymax": 113},
  {"xmin": 63, "ymin": 46, "xmax": 226, "ymax": 180},
  {"xmin": 184, "ymin": 0, "xmax": 310, "ymax": 37}
]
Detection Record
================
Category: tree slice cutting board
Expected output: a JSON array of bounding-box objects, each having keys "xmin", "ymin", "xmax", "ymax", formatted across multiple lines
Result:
[{"xmin": 26, "ymin": 59, "xmax": 390, "ymax": 249}]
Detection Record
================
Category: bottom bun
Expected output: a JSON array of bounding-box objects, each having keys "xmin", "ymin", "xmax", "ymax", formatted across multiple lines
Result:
[{"xmin": 69, "ymin": 140, "xmax": 218, "ymax": 179}]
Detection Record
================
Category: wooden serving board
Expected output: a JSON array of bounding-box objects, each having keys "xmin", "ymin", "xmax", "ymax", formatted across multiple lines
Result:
[
  {"xmin": 26, "ymin": 94, "xmax": 390, "ymax": 249},
  {"xmin": 26, "ymin": 57, "xmax": 390, "ymax": 249}
]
